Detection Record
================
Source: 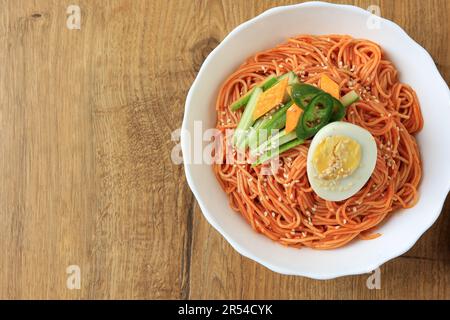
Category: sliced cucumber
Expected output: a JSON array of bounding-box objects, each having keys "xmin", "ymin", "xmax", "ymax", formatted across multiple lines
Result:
[
  {"xmin": 247, "ymin": 101, "xmax": 293, "ymax": 151},
  {"xmin": 282, "ymin": 72, "xmax": 299, "ymax": 101},
  {"xmin": 251, "ymin": 130, "xmax": 297, "ymax": 158},
  {"xmin": 259, "ymin": 72, "xmax": 300, "ymax": 101},
  {"xmin": 233, "ymin": 87, "xmax": 263, "ymax": 149},
  {"xmin": 340, "ymin": 90, "xmax": 360, "ymax": 107},
  {"xmin": 276, "ymin": 72, "xmax": 290, "ymax": 82},
  {"xmin": 276, "ymin": 71, "xmax": 298, "ymax": 84},
  {"xmin": 288, "ymin": 71, "xmax": 300, "ymax": 85},
  {"xmin": 251, "ymin": 114, "xmax": 270, "ymax": 131},
  {"xmin": 230, "ymin": 76, "xmax": 277, "ymax": 111},
  {"xmin": 261, "ymin": 76, "xmax": 278, "ymax": 91},
  {"xmin": 253, "ymin": 138, "xmax": 304, "ymax": 166}
]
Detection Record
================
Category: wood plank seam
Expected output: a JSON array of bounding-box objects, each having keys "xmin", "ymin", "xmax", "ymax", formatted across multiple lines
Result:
[{"xmin": 181, "ymin": 200, "xmax": 196, "ymax": 299}]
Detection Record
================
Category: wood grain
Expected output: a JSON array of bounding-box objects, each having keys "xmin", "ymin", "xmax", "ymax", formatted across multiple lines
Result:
[{"xmin": 0, "ymin": 0, "xmax": 448, "ymax": 299}]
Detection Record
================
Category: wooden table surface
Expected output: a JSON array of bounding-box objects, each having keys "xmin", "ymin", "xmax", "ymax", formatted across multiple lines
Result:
[{"xmin": 0, "ymin": 0, "xmax": 449, "ymax": 300}]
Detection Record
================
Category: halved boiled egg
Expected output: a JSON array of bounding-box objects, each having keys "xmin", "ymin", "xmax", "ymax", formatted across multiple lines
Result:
[{"xmin": 306, "ymin": 122, "xmax": 377, "ymax": 201}]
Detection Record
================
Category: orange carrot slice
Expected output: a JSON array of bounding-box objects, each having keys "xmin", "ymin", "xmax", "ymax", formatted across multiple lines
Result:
[
  {"xmin": 285, "ymin": 103, "xmax": 303, "ymax": 134},
  {"xmin": 252, "ymin": 78, "xmax": 289, "ymax": 121},
  {"xmin": 320, "ymin": 74, "xmax": 340, "ymax": 99}
]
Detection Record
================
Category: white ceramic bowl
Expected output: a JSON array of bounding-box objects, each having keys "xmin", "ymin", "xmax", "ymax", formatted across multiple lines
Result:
[{"xmin": 181, "ymin": 1, "xmax": 450, "ymax": 279}]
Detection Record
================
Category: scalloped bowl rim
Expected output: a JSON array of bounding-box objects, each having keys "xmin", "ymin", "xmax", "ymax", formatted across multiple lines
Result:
[{"xmin": 181, "ymin": 1, "xmax": 450, "ymax": 279}]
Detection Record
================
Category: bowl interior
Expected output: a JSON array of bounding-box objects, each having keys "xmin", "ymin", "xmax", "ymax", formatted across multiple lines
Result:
[{"xmin": 182, "ymin": 2, "xmax": 450, "ymax": 278}]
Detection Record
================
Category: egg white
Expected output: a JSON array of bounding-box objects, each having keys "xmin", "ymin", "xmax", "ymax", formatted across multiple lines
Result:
[{"xmin": 306, "ymin": 122, "xmax": 378, "ymax": 202}]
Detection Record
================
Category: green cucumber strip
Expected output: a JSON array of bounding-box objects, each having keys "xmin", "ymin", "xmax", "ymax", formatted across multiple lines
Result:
[
  {"xmin": 246, "ymin": 111, "xmax": 273, "ymax": 145},
  {"xmin": 233, "ymin": 87, "xmax": 263, "ymax": 149},
  {"xmin": 230, "ymin": 75, "xmax": 277, "ymax": 111},
  {"xmin": 246, "ymin": 106, "xmax": 279, "ymax": 149},
  {"xmin": 264, "ymin": 72, "xmax": 299, "ymax": 102},
  {"xmin": 280, "ymin": 71, "xmax": 298, "ymax": 85},
  {"xmin": 263, "ymin": 72, "xmax": 299, "ymax": 99},
  {"xmin": 288, "ymin": 71, "xmax": 300, "ymax": 85},
  {"xmin": 276, "ymin": 72, "xmax": 291, "ymax": 82},
  {"xmin": 252, "ymin": 114, "xmax": 270, "ymax": 130},
  {"xmin": 247, "ymin": 118, "xmax": 269, "ymax": 149},
  {"xmin": 340, "ymin": 90, "xmax": 360, "ymax": 107},
  {"xmin": 284, "ymin": 72, "xmax": 299, "ymax": 101},
  {"xmin": 251, "ymin": 130, "xmax": 297, "ymax": 157},
  {"xmin": 259, "ymin": 100, "xmax": 293, "ymax": 130},
  {"xmin": 230, "ymin": 88, "xmax": 255, "ymax": 111},
  {"xmin": 261, "ymin": 76, "xmax": 278, "ymax": 91},
  {"xmin": 248, "ymin": 101, "xmax": 293, "ymax": 151},
  {"xmin": 253, "ymin": 138, "xmax": 304, "ymax": 167}
]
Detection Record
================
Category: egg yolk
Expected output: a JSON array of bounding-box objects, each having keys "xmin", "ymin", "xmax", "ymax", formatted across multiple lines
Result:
[{"xmin": 312, "ymin": 136, "xmax": 361, "ymax": 180}]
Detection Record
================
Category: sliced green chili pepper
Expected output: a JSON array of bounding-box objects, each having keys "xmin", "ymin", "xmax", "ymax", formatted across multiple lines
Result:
[
  {"xmin": 296, "ymin": 93, "xmax": 333, "ymax": 139},
  {"xmin": 330, "ymin": 97, "xmax": 346, "ymax": 122},
  {"xmin": 289, "ymin": 83, "xmax": 322, "ymax": 109}
]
